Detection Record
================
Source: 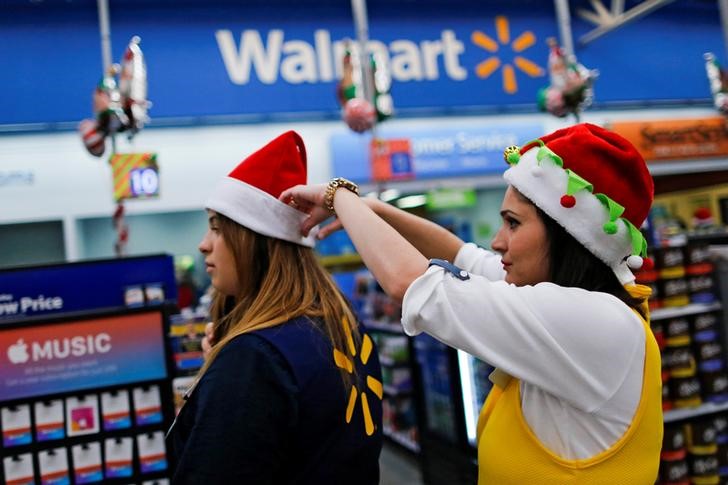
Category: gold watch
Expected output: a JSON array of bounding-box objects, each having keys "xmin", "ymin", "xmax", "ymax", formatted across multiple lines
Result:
[{"xmin": 324, "ymin": 177, "xmax": 359, "ymax": 214}]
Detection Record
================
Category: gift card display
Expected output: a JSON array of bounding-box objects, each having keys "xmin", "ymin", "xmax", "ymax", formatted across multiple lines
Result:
[
  {"xmin": 133, "ymin": 386, "xmax": 162, "ymax": 426},
  {"xmin": 1, "ymin": 405, "xmax": 32, "ymax": 447},
  {"xmin": 38, "ymin": 447, "xmax": 70, "ymax": 485},
  {"xmin": 66, "ymin": 395, "xmax": 99, "ymax": 437},
  {"xmin": 104, "ymin": 437, "xmax": 133, "ymax": 478},
  {"xmin": 137, "ymin": 432, "xmax": 167, "ymax": 474},
  {"xmin": 35, "ymin": 400, "xmax": 65, "ymax": 442},
  {"xmin": 101, "ymin": 390, "xmax": 131, "ymax": 431},
  {"xmin": 3, "ymin": 453, "xmax": 35, "ymax": 485},
  {"xmin": 71, "ymin": 442, "xmax": 103, "ymax": 484}
]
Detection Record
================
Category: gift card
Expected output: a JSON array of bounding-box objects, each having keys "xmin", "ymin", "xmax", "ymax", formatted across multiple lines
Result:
[
  {"xmin": 101, "ymin": 390, "xmax": 131, "ymax": 431},
  {"xmin": 133, "ymin": 386, "xmax": 162, "ymax": 426},
  {"xmin": 137, "ymin": 431, "xmax": 167, "ymax": 474},
  {"xmin": 3, "ymin": 453, "xmax": 34, "ymax": 485},
  {"xmin": 71, "ymin": 442, "xmax": 103, "ymax": 484},
  {"xmin": 66, "ymin": 395, "xmax": 99, "ymax": 437},
  {"xmin": 35, "ymin": 400, "xmax": 65, "ymax": 442},
  {"xmin": 104, "ymin": 437, "xmax": 133, "ymax": 478},
  {"xmin": 38, "ymin": 447, "xmax": 70, "ymax": 485},
  {"xmin": 124, "ymin": 286, "xmax": 145, "ymax": 307},
  {"xmin": 1, "ymin": 404, "xmax": 32, "ymax": 447},
  {"xmin": 144, "ymin": 283, "xmax": 165, "ymax": 304}
]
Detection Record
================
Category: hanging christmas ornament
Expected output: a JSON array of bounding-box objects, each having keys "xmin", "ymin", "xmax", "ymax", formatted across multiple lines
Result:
[
  {"xmin": 336, "ymin": 40, "xmax": 393, "ymax": 133},
  {"xmin": 704, "ymin": 52, "xmax": 728, "ymax": 115},
  {"xmin": 343, "ymin": 98, "xmax": 377, "ymax": 133},
  {"xmin": 112, "ymin": 202, "xmax": 129, "ymax": 256},
  {"xmin": 78, "ymin": 36, "xmax": 151, "ymax": 157},
  {"xmin": 119, "ymin": 36, "xmax": 151, "ymax": 137},
  {"xmin": 537, "ymin": 38, "xmax": 598, "ymax": 122}
]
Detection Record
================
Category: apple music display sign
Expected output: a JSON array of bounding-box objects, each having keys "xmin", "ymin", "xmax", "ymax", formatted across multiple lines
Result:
[{"xmin": 0, "ymin": 311, "xmax": 167, "ymax": 401}]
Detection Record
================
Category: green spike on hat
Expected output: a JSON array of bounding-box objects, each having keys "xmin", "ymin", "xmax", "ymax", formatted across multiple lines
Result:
[
  {"xmin": 595, "ymin": 194, "xmax": 625, "ymax": 235},
  {"xmin": 559, "ymin": 170, "xmax": 593, "ymax": 208}
]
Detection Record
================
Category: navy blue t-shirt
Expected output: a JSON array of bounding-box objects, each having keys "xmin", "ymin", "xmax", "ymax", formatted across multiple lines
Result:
[{"xmin": 168, "ymin": 317, "xmax": 383, "ymax": 484}]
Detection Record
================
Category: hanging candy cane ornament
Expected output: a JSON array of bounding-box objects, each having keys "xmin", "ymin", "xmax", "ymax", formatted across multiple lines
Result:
[{"xmin": 112, "ymin": 202, "xmax": 129, "ymax": 256}]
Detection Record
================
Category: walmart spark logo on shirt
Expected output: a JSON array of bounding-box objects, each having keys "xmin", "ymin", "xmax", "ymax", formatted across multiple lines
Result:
[{"xmin": 333, "ymin": 320, "xmax": 382, "ymax": 436}]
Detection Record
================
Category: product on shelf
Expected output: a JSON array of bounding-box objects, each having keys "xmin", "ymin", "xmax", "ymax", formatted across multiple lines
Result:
[
  {"xmin": 383, "ymin": 395, "xmax": 419, "ymax": 451},
  {"xmin": 660, "ymin": 423, "xmax": 689, "ymax": 484},
  {"xmin": 686, "ymin": 418, "xmax": 720, "ymax": 483},
  {"xmin": 168, "ymin": 313, "xmax": 208, "ymax": 375}
]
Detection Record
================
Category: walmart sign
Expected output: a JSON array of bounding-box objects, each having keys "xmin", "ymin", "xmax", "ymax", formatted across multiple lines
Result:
[
  {"xmin": 0, "ymin": 1, "xmax": 721, "ymax": 126},
  {"xmin": 216, "ymin": 29, "xmax": 467, "ymax": 85}
]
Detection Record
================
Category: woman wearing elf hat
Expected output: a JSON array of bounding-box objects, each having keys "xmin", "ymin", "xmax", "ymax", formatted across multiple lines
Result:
[
  {"xmin": 167, "ymin": 131, "xmax": 383, "ymax": 484},
  {"xmin": 282, "ymin": 123, "xmax": 661, "ymax": 483}
]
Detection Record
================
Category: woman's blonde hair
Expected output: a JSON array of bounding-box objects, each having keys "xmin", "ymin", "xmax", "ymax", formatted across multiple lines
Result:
[{"xmin": 198, "ymin": 212, "xmax": 361, "ymax": 389}]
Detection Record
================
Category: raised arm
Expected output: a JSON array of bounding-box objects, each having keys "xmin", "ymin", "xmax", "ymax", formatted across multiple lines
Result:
[
  {"xmin": 281, "ymin": 184, "xmax": 454, "ymax": 303},
  {"xmin": 320, "ymin": 196, "xmax": 465, "ymax": 262}
]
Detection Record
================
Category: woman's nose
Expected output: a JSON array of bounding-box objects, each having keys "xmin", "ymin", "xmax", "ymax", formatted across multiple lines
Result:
[
  {"xmin": 198, "ymin": 236, "xmax": 210, "ymax": 254},
  {"xmin": 491, "ymin": 226, "xmax": 506, "ymax": 253}
]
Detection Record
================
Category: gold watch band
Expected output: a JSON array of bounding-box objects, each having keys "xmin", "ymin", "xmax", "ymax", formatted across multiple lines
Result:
[{"xmin": 324, "ymin": 177, "xmax": 359, "ymax": 214}]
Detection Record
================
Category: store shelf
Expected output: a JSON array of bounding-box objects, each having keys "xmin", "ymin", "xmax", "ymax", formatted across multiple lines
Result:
[
  {"xmin": 650, "ymin": 302, "xmax": 722, "ymax": 321},
  {"xmin": 383, "ymin": 384, "xmax": 413, "ymax": 396},
  {"xmin": 687, "ymin": 229, "xmax": 728, "ymax": 244},
  {"xmin": 383, "ymin": 427, "xmax": 420, "ymax": 453},
  {"xmin": 664, "ymin": 401, "xmax": 728, "ymax": 423},
  {"xmin": 366, "ymin": 319, "xmax": 404, "ymax": 334},
  {"xmin": 319, "ymin": 253, "xmax": 363, "ymax": 268}
]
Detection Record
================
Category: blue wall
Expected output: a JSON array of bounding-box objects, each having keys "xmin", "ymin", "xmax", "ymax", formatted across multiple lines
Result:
[{"xmin": 1, "ymin": 0, "xmax": 722, "ymax": 128}]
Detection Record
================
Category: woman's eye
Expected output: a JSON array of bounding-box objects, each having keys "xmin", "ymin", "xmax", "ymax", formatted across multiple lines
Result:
[{"xmin": 505, "ymin": 217, "xmax": 519, "ymax": 229}]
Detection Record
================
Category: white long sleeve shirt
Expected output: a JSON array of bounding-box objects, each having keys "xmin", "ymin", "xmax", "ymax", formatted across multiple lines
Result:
[{"xmin": 401, "ymin": 243, "xmax": 646, "ymax": 460}]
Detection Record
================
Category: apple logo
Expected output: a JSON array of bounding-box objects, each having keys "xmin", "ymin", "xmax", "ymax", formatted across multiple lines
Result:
[{"xmin": 7, "ymin": 339, "xmax": 29, "ymax": 364}]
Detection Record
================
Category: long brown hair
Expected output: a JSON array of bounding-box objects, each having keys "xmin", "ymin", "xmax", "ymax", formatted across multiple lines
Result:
[{"xmin": 199, "ymin": 212, "xmax": 361, "ymax": 389}]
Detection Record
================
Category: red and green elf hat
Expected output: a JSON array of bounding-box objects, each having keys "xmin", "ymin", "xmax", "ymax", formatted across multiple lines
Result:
[{"xmin": 503, "ymin": 123, "xmax": 654, "ymax": 284}]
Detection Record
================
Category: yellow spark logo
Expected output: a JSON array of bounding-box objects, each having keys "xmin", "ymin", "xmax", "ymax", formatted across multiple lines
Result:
[
  {"xmin": 471, "ymin": 15, "xmax": 545, "ymax": 94},
  {"xmin": 333, "ymin": 318, "xmax": 382, "ymax": 436}
]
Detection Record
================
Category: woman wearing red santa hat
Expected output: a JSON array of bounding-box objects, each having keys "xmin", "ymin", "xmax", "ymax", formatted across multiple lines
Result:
[
  {"xmin": 167, "ymin": 131, "xmax": 383, "ymax": 484},
  {"xmin": 282, "ymin": 123, "xmax": 661, "ymax": 483}
]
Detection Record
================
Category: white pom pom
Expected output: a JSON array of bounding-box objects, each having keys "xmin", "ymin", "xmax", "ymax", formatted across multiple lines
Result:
[
  {"xmin": 531, "ymin": 166, "xmax": 544, "ymax": 177},
  {"xmin": 626, "ymin": 255, "xmax": 643, "ymax": 269}
]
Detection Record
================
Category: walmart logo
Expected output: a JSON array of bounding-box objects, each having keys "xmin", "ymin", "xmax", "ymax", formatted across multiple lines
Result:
[
  {"xmin": 472, "ymin": 16, "xmax": 544, "ymax": 94},
  {"xmin": 217, "ymin": 16, "xmax": 544, "ymax": 95},
  {"xmin": 333, "ymin": 319, "xmax": 382, "ymax": 436}
]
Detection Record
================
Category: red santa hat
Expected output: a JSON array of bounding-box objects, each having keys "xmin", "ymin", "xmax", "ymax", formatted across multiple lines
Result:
[
  {"xmin": 503, "ymin": 123, "xmax": 654, "ymax": 284},
  {"xmin": 205, "ymin": 130, "xmax": 317, "ymax": 247}
]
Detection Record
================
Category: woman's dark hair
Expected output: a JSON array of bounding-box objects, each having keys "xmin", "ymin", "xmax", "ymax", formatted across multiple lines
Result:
[{"xmin": 534, "ymin": 204, "xmax": 647, "ymax": 319}]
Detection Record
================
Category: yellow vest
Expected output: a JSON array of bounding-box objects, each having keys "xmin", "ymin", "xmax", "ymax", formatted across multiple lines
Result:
[{"xmin": 476, "ymin": 285, "xmax": 662, "ymax": 484}]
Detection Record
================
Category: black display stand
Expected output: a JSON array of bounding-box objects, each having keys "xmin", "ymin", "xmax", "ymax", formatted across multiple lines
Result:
[
  {"xmin": 411, "ymin": 335, "xmax": 477, "ymax": 485},
  {"xmin": 0, "ymin": 306, "xmax": 176, "ymax": 485}
]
